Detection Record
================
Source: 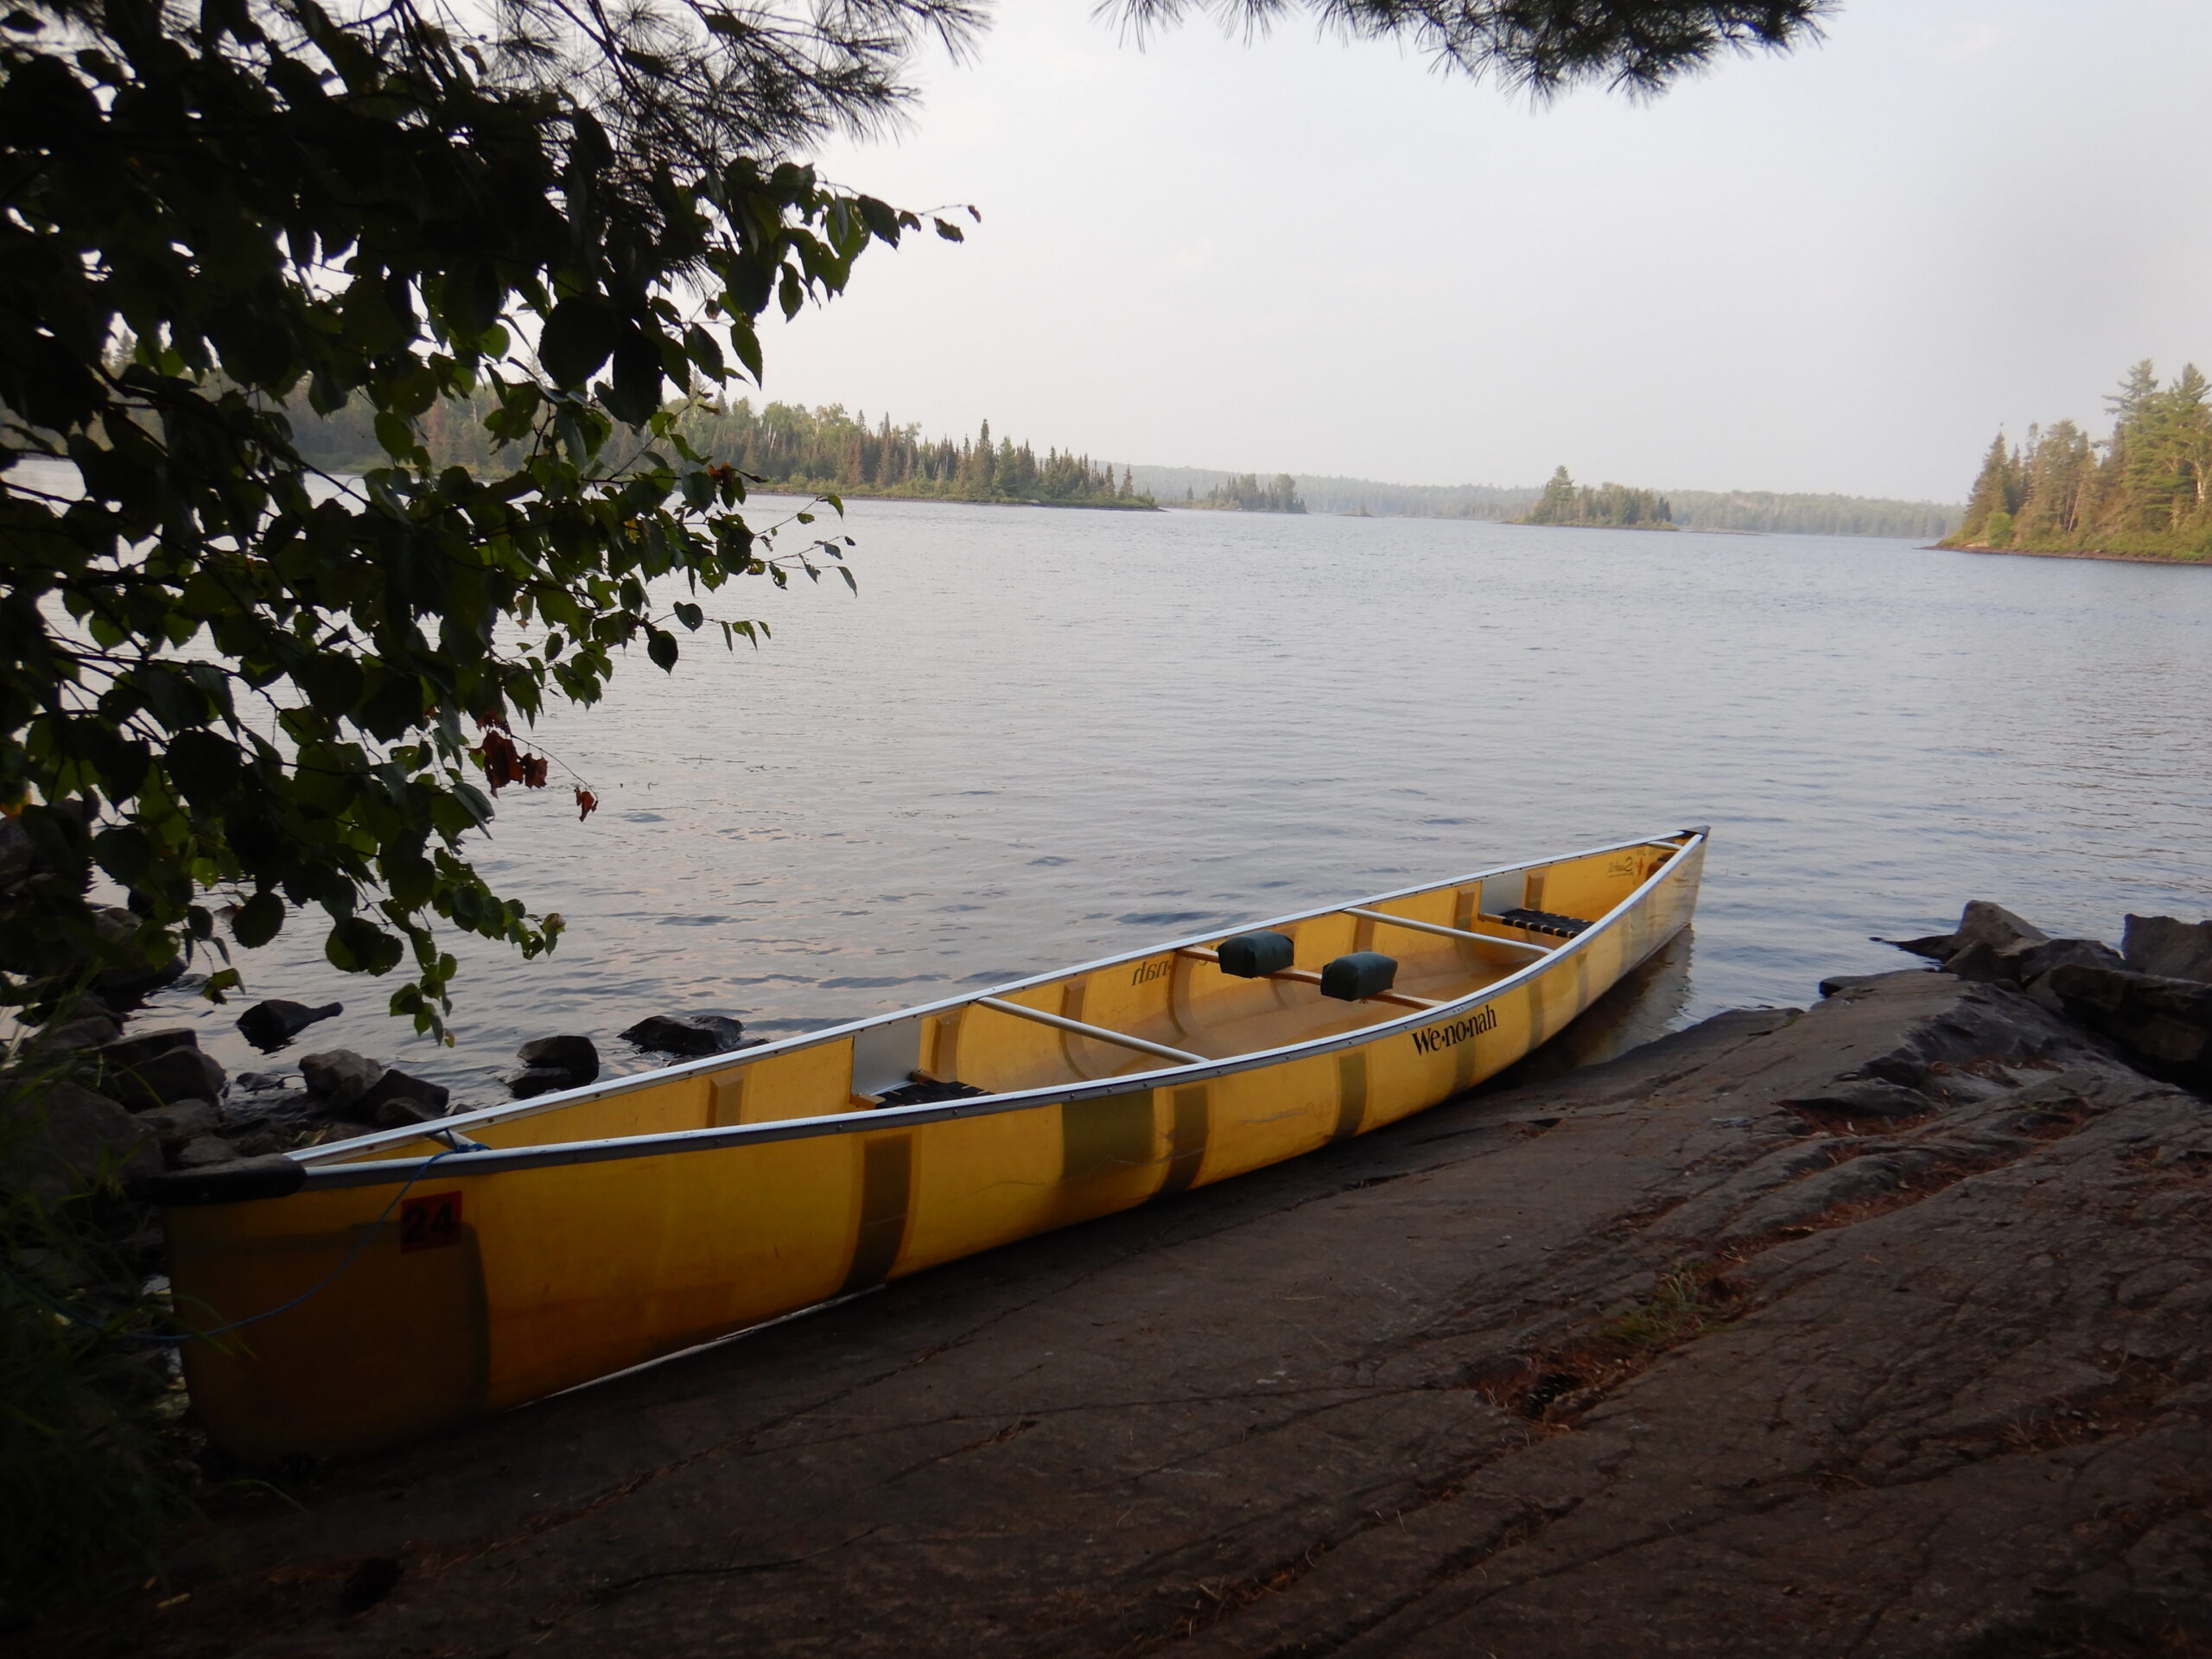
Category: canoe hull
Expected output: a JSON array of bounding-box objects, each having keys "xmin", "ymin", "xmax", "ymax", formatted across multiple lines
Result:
[{"xmin": 166, "ymin": 832, "xmax": 1704, "ymax": 1460}]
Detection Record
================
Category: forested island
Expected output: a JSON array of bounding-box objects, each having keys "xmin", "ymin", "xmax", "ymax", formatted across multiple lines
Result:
[
  {"xmin": 1516, "ymin": 466, "xmax": 1675, "ymax": 530},
  {"xmin": 293, "ymin": 397, "xmax": 1157, "ymax": 510},
  {"xmin": 1943, "ymin": 360, "xmax": 2211, "ymax": 562},
  {"xmin": 1182, "ymin": 472, "xmax": 1306, "ymax": 512},
  {"xmin": 1130, "ymin": 468, "xmax": 1956, "ymax": 537}
]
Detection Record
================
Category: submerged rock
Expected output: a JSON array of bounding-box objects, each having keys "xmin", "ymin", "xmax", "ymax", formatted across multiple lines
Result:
[
  {"xmin": 508, "ymin": 1065, "xmax": 578, "ymax": 1100},
  {"xmin": 620, "ymin": 1013, "xmax": 747, "ymax": 1057},
  {"xmin": 512, "ymin": 1034, "xmax": 598, "ymax": 1096},
  {"xmin": 236, "ymin": 998, "xmax": 344, "ymax": 1052}
]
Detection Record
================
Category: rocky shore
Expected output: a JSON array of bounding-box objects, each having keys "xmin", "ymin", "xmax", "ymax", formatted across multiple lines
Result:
[{"xmin": 16, "ymin": 900, "xmax": 2211, "ymax": 1656}]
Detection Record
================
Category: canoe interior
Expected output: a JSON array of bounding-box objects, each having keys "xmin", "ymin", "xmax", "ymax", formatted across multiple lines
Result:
[
  {"xmin": 162, "ymin": 830, "xmax": 1705, "ymax": 1463},
  {"xmin": 303, "ymin": 833, "xmax": 1692, "ymax": 1165}
]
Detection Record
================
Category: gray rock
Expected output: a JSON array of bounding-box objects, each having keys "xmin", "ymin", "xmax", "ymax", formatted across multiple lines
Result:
[
  {"xmin": 516, "ymin": 1034, "xmax": 598, "ymax": 1087},
  {"xmin": 303, "ymin": 1121, "xmax": 379, "ymax": 1147},
  {"xmin": 2015, "ymin": 936, "xmax": 2125, "ymax": 984},
  {"xmin": 2041, "ymin": 963, "xmax": 2212, "ymax": 1085},
  {"xmin": 236, "ymin": 998, "xmax": 344, "ymax": 1052},
  {"xmin": 508, "ymin": 1065, "xmax": 579, "ymax": 1100},
  {"xmin": 2121, "ymin": 913, "xmax": 2212, "ymax": 984},
  {"xmin": 0, "ymin": 1081, "xmax": 162, "ymax": 1202},
  {"xmin": 100, "ymin": 1038, "xmax": 226, "ymax": 1111},
  {"xmin": 1939, "ymin": 938, "xmax": 2010, "ymax": 985},
  {"xmin": 371, "ymin": 1096, "xmax": 440, "ymax": 1128},
  {"xmin": 1817, "ymin": 973, "xmax": 1897, "ymax": 998},
  {"xmin": 1942, "ymin": 916, "xmax": 2112, "ymax": 993},
  {"xmin": 1777, "ymin": 1078, "xmax": 1939, "ymax": 1121},
  {"xmin": 173, "ymin": 1135, "xmax": 244, "ymax": 1169},
  {"xmin": 621, "ymin": 1013, "xmax": 747, "ymax": 1057},
  {"xmin": 358, "ymin": 1067, "xmax": 450, "ymax": 1115},
  {"xmin": 298, "ymin": 1048, "xmax": 386, "ymax": 1106},
  {"xmin": 33, "ymin": 1012, "xmax": 124, "ymax": 1052},
  {"xmin": 1953, "ymin": 898, "xmax": 2050, "ymax": 956},
  {"xmin": 137, "ymin": 1099, "xmax": 220, "ymax": 1150},
  {"xmin": 98, "ymin": 1026, "xmax": 200, "ymax": 1073},
  {"xmin": 1880, "ymin": 931, "xmax": 1959, "ymax": 961}
]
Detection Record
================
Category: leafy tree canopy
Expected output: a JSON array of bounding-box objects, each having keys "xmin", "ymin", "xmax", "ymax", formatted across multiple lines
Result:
[{"xmin": 0, "ymin": 0, "xmax": 1832, "ymax": 1037}]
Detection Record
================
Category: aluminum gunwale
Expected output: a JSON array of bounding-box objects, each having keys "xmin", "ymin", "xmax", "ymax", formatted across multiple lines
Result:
[
  {"xmin": 292, "ymin": 829, "xmax": 1704, "ymax": 1192},
  {"xmin": 295, "ymin": 837, "xmax": 1673, "ymax": 1167}
]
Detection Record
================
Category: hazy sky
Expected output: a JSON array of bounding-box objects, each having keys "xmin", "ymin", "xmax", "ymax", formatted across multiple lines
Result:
[{"xmin": 763, "ymin": 0, "xmax": 2211, "ymax": 502}]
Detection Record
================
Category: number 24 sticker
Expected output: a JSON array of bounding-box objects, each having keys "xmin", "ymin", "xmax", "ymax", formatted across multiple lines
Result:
[{"xmin": 399, "ymin": 1191, "xmax": 464, "ymax": 1252}]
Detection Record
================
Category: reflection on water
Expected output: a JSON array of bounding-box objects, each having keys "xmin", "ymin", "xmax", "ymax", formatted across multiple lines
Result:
[{"xmin": 110, "ymin": 499, "xmax": 2212, "ymax": 1110}]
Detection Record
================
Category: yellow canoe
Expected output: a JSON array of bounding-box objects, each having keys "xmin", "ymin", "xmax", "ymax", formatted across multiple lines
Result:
[{"xmin": 157, "ymin": 827, "xmax": 1707, "ymax": 1460}]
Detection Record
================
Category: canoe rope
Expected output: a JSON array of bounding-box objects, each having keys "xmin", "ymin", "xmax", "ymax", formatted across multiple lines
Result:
[{"xmin": 9, "ymin": 1142, "xmax": 484, "ymax": 1347}]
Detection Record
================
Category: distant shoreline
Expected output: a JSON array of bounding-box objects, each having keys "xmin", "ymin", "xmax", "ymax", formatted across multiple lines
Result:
[
  {"xmin": 1510, "ymin": 519, "xmax": 1678, "ymax": 533},
  {"xmin": 1941, "ymin": 541, "xmax": 2210, "ymax": 569},
  {"xmin": 762, "ymin": 485, "xmax": 1163, "ymax": 513}
]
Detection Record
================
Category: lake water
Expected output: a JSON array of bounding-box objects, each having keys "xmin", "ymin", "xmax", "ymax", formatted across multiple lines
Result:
[{"xmin": 125, "ymin": 499, "xmax": 2212, "ymax": 1108}]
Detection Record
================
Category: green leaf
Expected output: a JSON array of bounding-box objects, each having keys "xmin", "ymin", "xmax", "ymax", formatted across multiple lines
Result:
[
  {"xmin": 673, "ymin": 601, "xmax": 703, "ymax": 629},
  {"xmin": 232, "ymin": 890, "xmax": 285, "ymax": 946},
  {"xmin": 646, "ymin": 628, "xmax": 678, "ymax": 671},
  {"xmin": 540, "ymin": 297, "xmax": 621, "ymax": 388},
  {"xmin": 327, "ymin": 916, "xmax": 405, "ymax": 975}
]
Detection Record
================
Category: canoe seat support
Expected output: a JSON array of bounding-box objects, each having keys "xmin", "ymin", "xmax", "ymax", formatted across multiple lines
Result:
[
  {"xmin": 972, "ymin": 997, "xmax": 1206, "ymax": 1066},
  {"xmin": 1491, "ymin": 907, "xmax": 1592, "ymax": 939}
]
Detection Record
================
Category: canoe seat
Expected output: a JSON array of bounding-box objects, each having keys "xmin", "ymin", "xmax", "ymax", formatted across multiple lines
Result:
[
  {"xmin": 1320, "ymin": 951, "xmax": 1397, "ymax": 1001},
  {"xmin": 1495, "ymin": 906, "xmax": 1591, "ymax": 939},
  {"xmin": 1217, "ymin": 930, "xmax": 1296, "ymax": 977}
]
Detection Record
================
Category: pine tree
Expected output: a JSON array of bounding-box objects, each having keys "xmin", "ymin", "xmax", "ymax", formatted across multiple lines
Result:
[
  {"xmin": 1957, "ymin": 431, "xmax": 2016, "ymax": 543},
  {"xmin": 1527, "ymin": 466, "xmax": 1578, "ymax": 525}
]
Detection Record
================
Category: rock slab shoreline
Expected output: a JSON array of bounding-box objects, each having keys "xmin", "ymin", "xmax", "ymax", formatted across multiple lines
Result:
[{"xmin": 35, "ymin": 962, "xmax": 2212, "ymax": 1658}]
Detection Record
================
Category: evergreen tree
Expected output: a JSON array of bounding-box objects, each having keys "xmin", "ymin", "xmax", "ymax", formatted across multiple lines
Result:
[
  {"xmin": 1957, "ymin": 431, "xmax": 2018, "ymax": 543},
  {"xmin": 1528, "ymin": 466, "xmax": 1579, "ymax": 524},
  {"xmin": 1948, "ymin": 360, "xmax": 2212, "ymax": 559}
]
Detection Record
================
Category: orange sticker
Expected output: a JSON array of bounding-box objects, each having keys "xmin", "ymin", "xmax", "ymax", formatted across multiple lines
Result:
[{"xmin": 398, "ymin": 1191, "xmax": 463, "ymax": 1252}]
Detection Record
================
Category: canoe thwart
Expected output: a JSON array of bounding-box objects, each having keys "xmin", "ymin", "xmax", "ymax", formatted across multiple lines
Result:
[
  {"xmin": 972, "ymin": 996, "xmax": 1207, "ymax": 1065},
  {"xmin": 1342, "ymin": 906, "xmax": 1550, "ymax": 957}
]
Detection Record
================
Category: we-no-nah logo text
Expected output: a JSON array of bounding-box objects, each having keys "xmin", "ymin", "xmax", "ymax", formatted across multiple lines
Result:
[{"xmin": 1411, "ymin": 1004, "xmax": 1498, "ymax": 1055}]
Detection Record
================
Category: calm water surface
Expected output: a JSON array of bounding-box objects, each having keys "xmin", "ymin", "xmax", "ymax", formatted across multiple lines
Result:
[{"xmin": 133, "ymin": 501, "xmax": 2212, "ymax": 1106}]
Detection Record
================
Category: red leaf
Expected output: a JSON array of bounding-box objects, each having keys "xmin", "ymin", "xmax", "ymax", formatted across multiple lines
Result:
[
  {"xmin": 475, "ymin": 729, "xmax": 520, "ymax": 792},
  {"xmin": 575, "ymin": 788, "xmax": 599, "ymax": 821}
]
